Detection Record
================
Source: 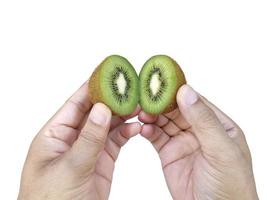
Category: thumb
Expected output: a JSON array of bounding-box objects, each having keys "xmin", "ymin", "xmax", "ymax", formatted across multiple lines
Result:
[
  {"xmin": 177, "ymin": 85, "xmax": 233, "ymax": 153},
  {"xmin": 69, "ymin": 103, "xmax": 111, "ymax": 170}
]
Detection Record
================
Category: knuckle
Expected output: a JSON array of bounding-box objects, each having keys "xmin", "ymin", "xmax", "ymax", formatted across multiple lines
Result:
[
  {"xmin": 68, "ymin": 99, "xmax": 87, "ymax": 114},
  {"xmin": 44, "ymin": 127, "xmax": 56, "ymax": 137},
  {"xmin": 79, "ymin": 129, "xmax": 105, "ymax": 147}
]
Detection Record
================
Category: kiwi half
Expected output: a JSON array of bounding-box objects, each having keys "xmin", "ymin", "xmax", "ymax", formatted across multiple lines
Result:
[
  {"xmin": 88, "ymin": 55, "xmax": 139, "ymax": 116},
  {"xmin": 139, "ymin": 55, "xmax": 186, "ymax": 114}
]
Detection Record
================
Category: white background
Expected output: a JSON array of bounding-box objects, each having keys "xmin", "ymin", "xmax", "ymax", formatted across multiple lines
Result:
[{"xmin": 0, "ymin": 0, "xmax": 266, "ymax": 199}]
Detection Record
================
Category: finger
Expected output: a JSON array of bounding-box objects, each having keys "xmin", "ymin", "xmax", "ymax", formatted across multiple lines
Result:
[
  {"xmin": 200, "ymin": 95, "xmax": 251, "ymax": 160},
  {"xmin": 164, "ymin": 108, "xmax": 191, "ymax": 130},
  {"xmin": 160, "ymin": 132, "xmax": 200, "ymax": 169},
  {"xmin": 68, "ymin": 103, "xmax": 111, "ymax": 171},
  {"xmin": 28, "ymin": 135, "xmax": 71, "ymax": 164},
  {"xmin": 79, "ymin": 105, "xmax": 141, "ymax": 132},
  {"xmin": 110, "ymin": 116, "xmax": 124, "ymax": 129},
  {"xmin": 78, "ymin": 112, "xmax": 122, "ymax": 132},
  {"xmin": 105, "ymin": 122, "xmax": 141, "ymax": 162},
  {"xmin": 92, "ymin": 122, "xmax": 141, "ymax": 183},
  {"xmin": 139, "ymin": 111, "xmax": 183, "ymax": 137},
  {"xmin": 111, "ymin": 105, "xmax": 141, "ymax": 129},
  {"xmin": 141, "ymin": 124, "xmax": 170, "ymax": 153},
  {"xmin": 155, "ymin": 115, "xmax": 169, "ymax": 127},
  {"xmin": 139, "ymin": 112, "xmax": 169, "ymax": 128},
  {"xmin": 200, "ymin": 96, "xmax": 238, "ymax": 131},
  {"xmin": 138, "ymin": 111, "xmax": 158, "ymax": 123},
  {"xmin": 32, "ymin": 81, "xmax": 91, "ymax": 161},
  {"xmin": 44, "ymin": 125, "xmax": 79, "ymax": 146},
  {"xmin": 121, "ymin": 105, "xmax": 141, "ymax": 121},
  {"xmin": 49, "ymin": 81, "xmax": 92, "ymax": 129},
  {"xmin": 177, "ymin": 85, "xmax": 235, "ymax": 154},
  {"xmin": 161, "ymin": 120, "xmax": 182, "ymax": 136}
]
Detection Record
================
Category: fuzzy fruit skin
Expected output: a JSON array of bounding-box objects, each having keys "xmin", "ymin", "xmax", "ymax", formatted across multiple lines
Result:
[
  {"xmin": 88, "ymin": 60, "xmax": 120, "ymax": 115},
  {"xmin": 88, "ymin": 63, "xmax": 103, "ymax": 106},
  {"xmin": 162, "ymin": 59, "xmax": 186, "ymax": 114}
]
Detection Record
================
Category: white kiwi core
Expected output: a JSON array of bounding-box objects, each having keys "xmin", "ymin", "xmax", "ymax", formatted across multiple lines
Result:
[
  {"xmin": 150, "ymin": 72, "xmax": 161, "ymax": 96},
  {"xmin": 116, "ymin": 72, "xmax": 127, "ymax": 94}
]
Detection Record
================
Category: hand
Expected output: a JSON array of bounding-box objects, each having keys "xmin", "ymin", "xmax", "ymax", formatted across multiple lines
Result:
[
  {"xmin": 139, "ymin": 85, "xmax": 258, "ymax": 200},
  {"xmin": 18, "ymin": 82, "xmax": 141, "ymax": 200}
]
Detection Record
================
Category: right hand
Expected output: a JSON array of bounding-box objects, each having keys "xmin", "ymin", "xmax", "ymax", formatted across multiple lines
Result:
[
  {"xmin": 18, "ymin": 82, "xmax": 141, "ymax": 200},
  {"xmin": 139, "ymin": 85, "xmax": 258, "ymax": 200}
]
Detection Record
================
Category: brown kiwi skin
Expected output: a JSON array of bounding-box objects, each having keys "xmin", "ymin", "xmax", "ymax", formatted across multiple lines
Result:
[
  {"xmin": 88, "ymin": 64, "xmax": 102, "ymax": 105},
  {"xmin": 88, "ymin": 61, "xmax": 122, "ymax": 116},
  {"xmin": 161, "ymin": 59, "xmax": 187, "ymax": 114}
]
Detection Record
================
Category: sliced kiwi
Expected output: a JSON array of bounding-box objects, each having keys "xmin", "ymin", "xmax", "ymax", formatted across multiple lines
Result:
[
  {"xmin": 89, "ymin": 55, "xmax": 139, "ymax": 116},
  {"xmin": 139, "ymin": 55, "xmax": 186, "ymax": 114}
]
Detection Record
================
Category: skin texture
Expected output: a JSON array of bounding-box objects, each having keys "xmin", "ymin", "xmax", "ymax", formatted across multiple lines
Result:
[
  {"xmin": 139, "ymin": 85, "xmax": 258, "ymax": 200},
  {"xmin": 18, "ymin": 81, "xmax": 258, "ymax": 200},
  {"xmin": 18, "ymin": 81, "xmax": 141, "ymax": 200}
]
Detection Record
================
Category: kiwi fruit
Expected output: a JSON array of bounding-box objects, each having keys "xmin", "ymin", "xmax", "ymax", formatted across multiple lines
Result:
[
  {"xmin": 88, "ymin": 55, "xmax": 139, "ymax": 116},
  {"xmin": 139, "ymin": 55, "xmax": 186, "ymax": 114},
  {"xmin": 89, "ymin": 55, "xmax": 186, "ymax": 116}
]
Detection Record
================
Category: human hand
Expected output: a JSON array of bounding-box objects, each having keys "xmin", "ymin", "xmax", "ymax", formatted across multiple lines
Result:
[
  {"xmin": 18, "ymin": 82, "xmax": 141, "ymax": 200},
  {"xmin": 139, "ymin": 85, "xmax": 258, "ymax": 200}
]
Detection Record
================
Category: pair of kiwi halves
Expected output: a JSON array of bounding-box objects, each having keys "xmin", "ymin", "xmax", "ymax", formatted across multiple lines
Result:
[{"xmin": 88, "ymin": 55, "xmax": 186, "ymax": 116}]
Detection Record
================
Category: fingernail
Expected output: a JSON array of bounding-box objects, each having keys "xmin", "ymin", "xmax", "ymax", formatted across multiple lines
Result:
[
  {"xmin": 182, "ymin": 85, "xmax": 199, "ymax": 107},
  {"xmin": 89, "ymin": 103, "xmax": 111, "ymax": 126}
]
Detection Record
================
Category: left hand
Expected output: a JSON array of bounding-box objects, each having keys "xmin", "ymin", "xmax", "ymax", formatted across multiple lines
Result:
[
  {"xmin": 138, "ymin": 85, "xmax": 258, "ymax": 200},
  {"xmin": 18, "ymin": 81, "xmax": 141, "ymax": 200}
]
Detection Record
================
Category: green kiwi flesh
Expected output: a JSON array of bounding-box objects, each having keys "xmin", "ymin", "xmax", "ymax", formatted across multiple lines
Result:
[
  {"xmin": 89, "ymin": 55, "xmax": 139, "ymax": 116},
  {"xmin": 139, "ymin": 55, "xmax": 186, "ymax": 114}
]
